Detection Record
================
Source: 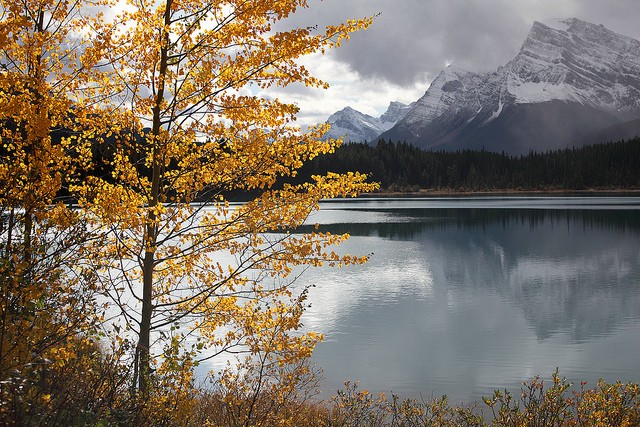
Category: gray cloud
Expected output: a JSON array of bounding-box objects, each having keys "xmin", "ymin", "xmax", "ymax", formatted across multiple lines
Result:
[{"xmin": 282, "ymin": 0, "xmax": 640, "ymax": 87}]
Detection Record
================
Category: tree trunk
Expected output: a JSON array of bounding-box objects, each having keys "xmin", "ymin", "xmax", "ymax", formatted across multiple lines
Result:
[
  {"xmin": 138, "ymin": 239, "xmax": 155, "ymax": 393},
  {"xmin": 136, "ymin": 0, "xmax": 172, "ymax": 395}
]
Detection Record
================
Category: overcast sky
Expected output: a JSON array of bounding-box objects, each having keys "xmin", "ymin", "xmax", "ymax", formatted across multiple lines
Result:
[{"xmin": 269, "ymin": 0, "xmax": 640, "ymax": 127}]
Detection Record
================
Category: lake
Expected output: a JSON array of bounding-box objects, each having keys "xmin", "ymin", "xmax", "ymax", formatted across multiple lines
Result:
[{"xmin": 295, "ymin": 196, "xmax": 640, "ymax": 404}]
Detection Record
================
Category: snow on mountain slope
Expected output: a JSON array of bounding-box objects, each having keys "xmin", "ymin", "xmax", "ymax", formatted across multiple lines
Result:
[
  {"xmin": 505, "ymin": 18, "xmax": 640, "ymax": 111},
  {"xmin": 401, "ymin": 66, "xmax": 484, "ymax": 129},
  {"xmin": 375, "ymin": 18, "xmax": 640, "ymax": 154},
  {"xmin": 323, "ymin": 101, "xmax": 413, "ymax": 142},
  {"xmin": 380, "ymin": 101, "xmax": 414, "ymax": 123}
]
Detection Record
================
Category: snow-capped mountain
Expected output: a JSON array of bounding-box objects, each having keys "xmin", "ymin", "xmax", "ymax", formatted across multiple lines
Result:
[
  {"xmin": 505, "ymin": 18, "xmax": 640, "ymax": 110},
  {"xmin": 329, "ymin": 18, "xmax": 640, "ymax": 154},
  {"xmin": 323, "ymin": 101, "xmax": 413, "ymax": 142}
]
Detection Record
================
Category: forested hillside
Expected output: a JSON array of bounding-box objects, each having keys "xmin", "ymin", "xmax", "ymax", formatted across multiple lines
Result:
[{"xmin": 293, "ymin": 137, "xmax": 640, "ymax": 192}]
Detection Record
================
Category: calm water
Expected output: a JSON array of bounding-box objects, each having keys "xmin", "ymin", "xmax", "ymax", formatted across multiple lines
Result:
[{"xmin": 295, "ymin": 196, "xmax": 640, "ymax": 404}]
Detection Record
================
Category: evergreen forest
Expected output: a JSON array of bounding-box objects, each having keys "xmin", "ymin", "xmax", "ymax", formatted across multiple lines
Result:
[{"xmin": 292, "ymin": 137, "xmax": 640, "ymax": 192}]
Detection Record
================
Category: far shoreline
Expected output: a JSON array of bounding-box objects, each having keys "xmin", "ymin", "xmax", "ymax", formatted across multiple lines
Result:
[{"xmin": 361, "ymin": 187, "xmax": 640, "ymax": 198}]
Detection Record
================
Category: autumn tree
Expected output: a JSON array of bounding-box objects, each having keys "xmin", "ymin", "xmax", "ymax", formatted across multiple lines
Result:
[
  {"xmin": 1, "ymin": 0, "xmax": 93, "ymax": 376},
  {"xmin": 0, "ymin": 0, "xmax": 125, "ymax": 421},
  {"xmin": 71, "ymin": 0, "xmax": 376, "ymax": 398}
]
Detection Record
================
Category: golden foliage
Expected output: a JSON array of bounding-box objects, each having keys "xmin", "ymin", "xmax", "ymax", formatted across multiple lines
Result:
[
  {"xmin": 67, "ymin": 0, "xmax": 376, "ymax": 395},
  {"xmin": 1, "ymin": 0, "xmax": 378, "ymax": 422},
  {"xmin": 5, "ymin": 1, "xmax": 640, "ymax": 426},
  {"xmin": 3, "ymin": 0, "xmax": 376, "ymax": 414},
  {"xmin": 0, "ymin": 0, "xmax": 108, "ymax": 401}
]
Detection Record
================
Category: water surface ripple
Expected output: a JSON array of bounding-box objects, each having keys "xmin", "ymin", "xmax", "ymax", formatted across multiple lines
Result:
[{"xmin": 299, "ymin": 197, "xmax": 640, "ymax": 404}]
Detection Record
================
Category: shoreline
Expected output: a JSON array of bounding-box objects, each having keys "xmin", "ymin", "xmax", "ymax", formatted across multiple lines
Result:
[{"xmin": 362, "ymin": 188, "xmax": 640, "ymax": 197}]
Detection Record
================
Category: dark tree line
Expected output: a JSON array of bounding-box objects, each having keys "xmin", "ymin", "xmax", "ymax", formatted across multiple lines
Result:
[
  {"xmin": 41, "ymin": 129, "xmax": 639, "ymax": 201},
  {"xmin": 291, "ymin": 137, "xmax": 640, "ymax": 191}
]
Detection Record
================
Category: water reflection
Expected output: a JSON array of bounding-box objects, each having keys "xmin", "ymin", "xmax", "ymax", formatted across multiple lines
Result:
[
  {"xmin": 301, "ymin": 208, "xmax": 640, "ymax": 239},
  {"xmin": 300, "ymin": 199, "xmax": 640, "ymax": 403}
]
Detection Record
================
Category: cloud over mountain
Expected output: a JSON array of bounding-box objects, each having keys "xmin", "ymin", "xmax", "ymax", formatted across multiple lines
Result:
[{"xmin": 327, "ymin": 19, "xmax": 640, "ymax": 154}]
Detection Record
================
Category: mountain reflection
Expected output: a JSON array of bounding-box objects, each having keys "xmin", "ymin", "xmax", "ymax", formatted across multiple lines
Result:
[
  {"xmin": 425, "ymin": 218, "xmax": 640, "ymax": 342},
  {"xmin": 299, "ymin": 208, "xmax": 640, "ymax": 240},
  {"xmin": 299, "ymin": 201, "xmax": 640, "ymax": 400},
  {"xmin": 302, "ymin": 207, "xmax": 640, "ymax": 342}
]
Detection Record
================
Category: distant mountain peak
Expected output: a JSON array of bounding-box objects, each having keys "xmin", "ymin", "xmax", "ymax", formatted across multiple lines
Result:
[
  {"xmin": 324, "ymin": 18, "xmax": 640, "ymax": 154},
  {"xmin": 536, "ymin": 17, "xmax": 575, "ymax": 31},
  {"xmin": 324, "ymin": 101, "xmax": 414, "ymax": 142},
  {"xmin": 385, "ymin": 18, "xmax": 640, "ymax": 154},
  {"xmin": 339, "ymin": 106, "xmax": 358, "ymax": 113},
  {"xmin": 508, "ymin": 17, "xmax": 640, "ymax": 110},
  {"xmin": 380, "ymin": 101, "xmax": 413, "ymax": 123}
]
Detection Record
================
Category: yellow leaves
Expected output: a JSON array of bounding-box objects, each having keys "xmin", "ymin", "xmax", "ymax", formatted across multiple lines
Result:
[
  {"xmin": 311, "ymin": 171, "xmax": 380, "ymax": 198},
  {"xmin": 575, "ymin": 380, "xmax": 640, "ymax": 426},
  {"xmin": 0, "ymin": 0, "xmax": 110, "ymax": 214},
  {"xmin": 47, "ymin": 346, "xmax": 77, "ymax": 368},
  {"xmin": 41, "ymin": 394, "xmax": 52, "ymax": 405},
  {"xmin": 73, "ymin": 177, "xmax": 146, "ymax": 229},
  {"xmin": 0, "ymin": 0, "xmax": 375, "ymax": 406},
  {"xmin": 206, "ymin": 281, "xmax": 323, "ymax": 424}
]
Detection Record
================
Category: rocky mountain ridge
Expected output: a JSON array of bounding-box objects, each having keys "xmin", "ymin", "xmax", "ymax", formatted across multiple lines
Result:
[
  {"xmin": 326, "ymin": 18, "xmax": 640, "ymax": 154},
  {"xmin": 323, "ymin": 101, "xmax": 414, "ymax": 142}
]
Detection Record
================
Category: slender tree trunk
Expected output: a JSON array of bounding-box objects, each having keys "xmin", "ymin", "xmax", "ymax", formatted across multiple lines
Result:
[
  {"xmin": 0, "ymin": 209, "xmax": 15, "ymax": 372},
  {"xmin": 136, "ymin": 0, "xmax": 172, "ymax": 395},
  {"xmin": 22, "ymin": 209, "xmax": 32, "ymax": 268},
  {"xmin": 138, "ymin": 234, "xmax": 155, "ymax": 393}
]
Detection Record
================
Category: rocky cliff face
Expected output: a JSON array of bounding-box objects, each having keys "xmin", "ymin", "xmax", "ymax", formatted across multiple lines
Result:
[
  {"xmin": 505, "ymin": 18, "xmax": 640, "ymax": 112},
  {"xmin": 329, "ymin": 19, "xmax": 640, "ymax": 154}
]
